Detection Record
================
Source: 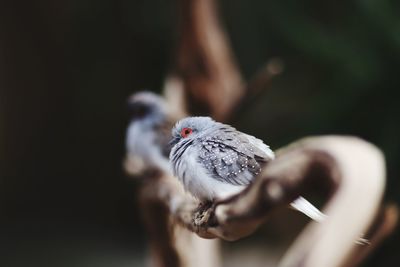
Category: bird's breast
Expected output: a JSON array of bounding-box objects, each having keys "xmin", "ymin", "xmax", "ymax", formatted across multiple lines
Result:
[{"xmin": 174, "ymin": 145, "xmax": 246, "ymax": 201}]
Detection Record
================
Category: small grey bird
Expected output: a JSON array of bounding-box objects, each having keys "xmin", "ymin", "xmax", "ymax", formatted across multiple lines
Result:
[
  {"xmin": 170, "ymin": 116, "xmax": 325, "ymax": 221},
  {"xmin": 125, "ymin": 91, "xmax": 175, "ymax": 175}
]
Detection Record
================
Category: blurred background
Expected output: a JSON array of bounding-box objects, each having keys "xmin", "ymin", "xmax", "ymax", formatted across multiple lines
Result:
[{"xmin": 0, "ymin": 0, "xmax": 399, "ymax": 266}]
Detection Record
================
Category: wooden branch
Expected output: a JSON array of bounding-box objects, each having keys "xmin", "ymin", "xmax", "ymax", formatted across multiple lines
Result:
[
  {"xmin": 138, "ymin": 180, "xmax": 181, "ymax": 267},
  {"xmin": 174, "ymin": 0, "xmax": 244, "ymax": 121},
  {"xmin": 227, "ymin": 58, "xmax": 285, "ymax": 123},
  {"xmin": 276, "ymin": 136, "xmax": 386, "ymax": 267},
  {"xmin": 342, "ymin": 204, "xmax": 398, "ymax": 267},
  {"xmin": 153, "ymin": 136, "xmax": 387, "ymax": 267},
  {"xmin": 138, "ymin": 174, "xmax": 222, "ymax": 267}
]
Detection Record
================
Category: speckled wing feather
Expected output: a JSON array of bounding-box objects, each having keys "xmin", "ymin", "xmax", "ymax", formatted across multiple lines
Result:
[{"xmin": 198, "ymin": 125, "xmax": 273, "ymax": 186}]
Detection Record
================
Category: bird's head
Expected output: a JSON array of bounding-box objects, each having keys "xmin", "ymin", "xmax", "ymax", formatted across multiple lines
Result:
[
  {"xmin": 170, "ymin": 116, "xmax": 216, "ymax": 147},
  {"xmin": 127, "ymin": 91, "xmax": 167, "ymax": 125}
]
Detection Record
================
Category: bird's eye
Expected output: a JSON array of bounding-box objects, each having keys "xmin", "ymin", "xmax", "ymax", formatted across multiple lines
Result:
[{"xmin": 180, "ymin": 127, "xmax": 193, "ymax": 138}]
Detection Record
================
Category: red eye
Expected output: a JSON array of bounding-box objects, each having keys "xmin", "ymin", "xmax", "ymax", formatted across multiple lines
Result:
[{"xmin": 180, "ymin": 127, "xmax": 193, "ymax": 138}]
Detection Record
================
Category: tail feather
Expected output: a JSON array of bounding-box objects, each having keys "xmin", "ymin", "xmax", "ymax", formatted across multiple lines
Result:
[
  {"xmin": 290, "ymin": 196, "xmax": 369, "ymax": 245},
  {"xmin": 290, "ymin": 196, "xmax": 327, "ymax": 222}
]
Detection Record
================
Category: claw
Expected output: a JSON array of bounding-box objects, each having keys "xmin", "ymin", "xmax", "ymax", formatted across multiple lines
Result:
[{"xmin": 193, "ymin": 201, "xmax": 216, "ymax": 227}]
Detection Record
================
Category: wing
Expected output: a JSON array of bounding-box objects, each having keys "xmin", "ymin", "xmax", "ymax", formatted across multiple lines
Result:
[{"xmin": 198, "ymin": 127, "xmax": 274, "ymax": 186}]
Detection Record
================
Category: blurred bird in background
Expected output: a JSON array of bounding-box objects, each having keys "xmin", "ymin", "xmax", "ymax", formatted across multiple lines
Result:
[{"xmin": 124, "ymin": 91, "xmax": 176, "ymax": 176}]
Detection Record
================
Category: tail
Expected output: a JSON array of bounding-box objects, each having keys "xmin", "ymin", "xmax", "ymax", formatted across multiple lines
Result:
[
  {"xmin": 290, "ymin": 197, "xmax": 370, "ymax": 245},
  {"xmin": 290, "ymin": 196, "xmax": 327, "ymax": 222}
]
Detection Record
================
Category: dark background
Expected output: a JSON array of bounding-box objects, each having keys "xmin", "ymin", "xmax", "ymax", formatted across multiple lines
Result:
[{"xmin": 0, "ymin": 0, "xmax": 399, "ymax": 266}]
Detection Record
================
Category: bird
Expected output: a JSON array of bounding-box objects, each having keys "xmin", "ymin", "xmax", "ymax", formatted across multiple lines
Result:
[
  {"xmin": 124, "ymin": 91, "xmax": 176, "ymax": 176},
  {"xmin": 169, "ymin": 116, "xmax": 326, "ymax": 221}
]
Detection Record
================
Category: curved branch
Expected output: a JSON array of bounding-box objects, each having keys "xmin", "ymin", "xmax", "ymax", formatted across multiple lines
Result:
[
  {"xmin": 160, "ymin": 136, "xmax": 386, "ymax": 266},
  {"xmin": 277, "ymin": 136, "xmax": 385, "ymax": 267}
]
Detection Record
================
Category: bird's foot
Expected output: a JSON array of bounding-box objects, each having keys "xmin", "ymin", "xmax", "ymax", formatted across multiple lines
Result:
[{"xmin": 193, "ymin": 201, "xmax": 216, "ymax": 228}]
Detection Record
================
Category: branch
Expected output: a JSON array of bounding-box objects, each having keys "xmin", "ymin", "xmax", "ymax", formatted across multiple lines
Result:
[
  {"xmin": 138, "ymin": 174, "xmax": 222, "ymax": 267},
  {"xmin": 341, "ymin": 204, "xmax": 398, "ymax": 267},
  {"xmin": 276, "ymin": 136, "xmax": 386, "ymax": 267},
  {"xmin": 174, "ymin": 0, "xmax": 244, "ymax": 121},
  {"xmin": 155, "ymin": 136, "xmax": 387, "ymax": 267},
  {"xmin": 227, "ymin": 58, "xmax": 285, "ymax": 123}
]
